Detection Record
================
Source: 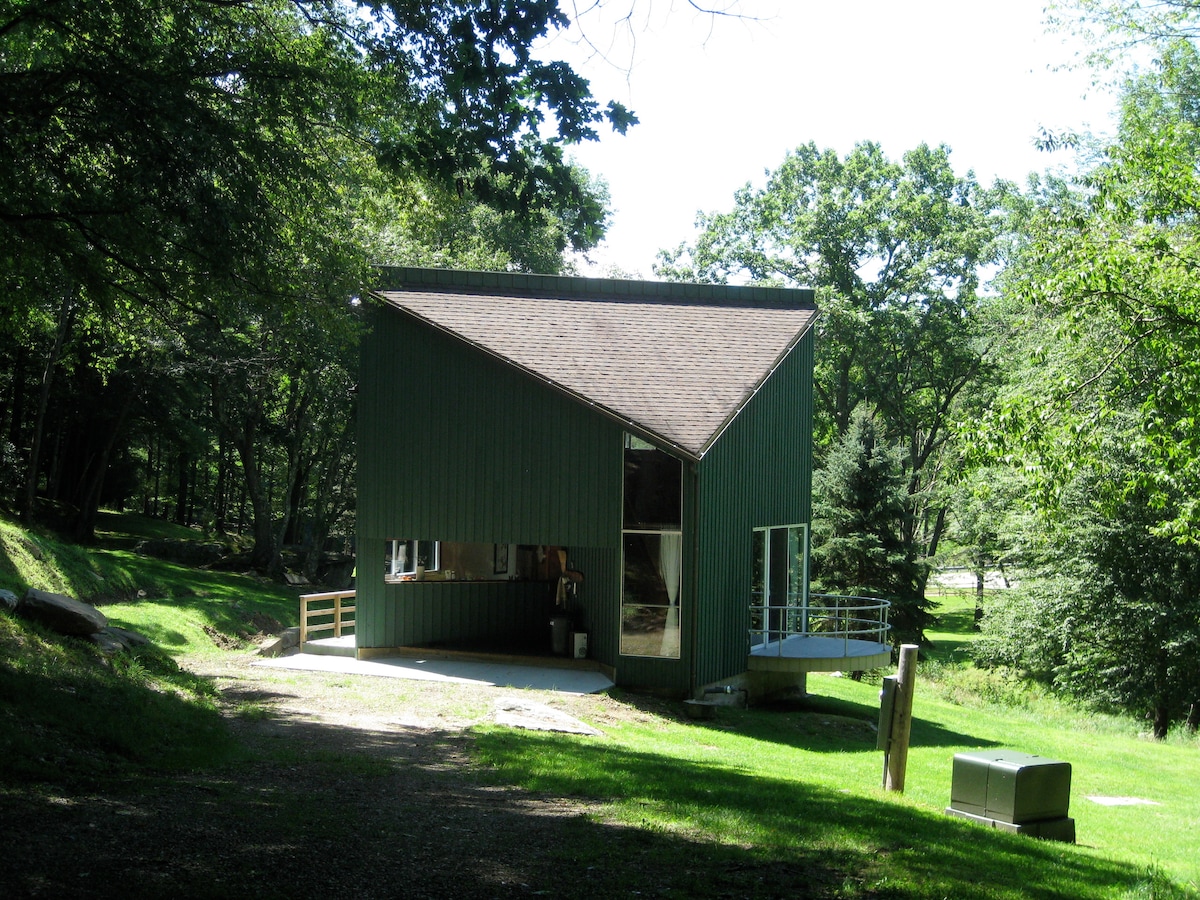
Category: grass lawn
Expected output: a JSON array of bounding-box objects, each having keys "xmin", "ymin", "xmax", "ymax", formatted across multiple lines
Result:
[
  {"xmin": 3, "ymin": 516, "xmax": 1197, "ymax": 898},
  {"xmin": 95, "ymin": 550, "xmax": 299, "ymax": 656},
  {"xmin": 474, "ymin": 588, "xmax": 1200, "ymax": 899}
]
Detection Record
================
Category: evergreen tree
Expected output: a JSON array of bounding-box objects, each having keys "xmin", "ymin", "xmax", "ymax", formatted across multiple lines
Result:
[{"xmin": 811, "ymin": 408, "xmax": 934, "ymax": 647}]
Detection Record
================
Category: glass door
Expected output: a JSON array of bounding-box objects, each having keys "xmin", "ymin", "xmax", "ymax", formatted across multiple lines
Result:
[{"xmin": 750, "ymin": 524, "xmax": 808, "ymax": 646}]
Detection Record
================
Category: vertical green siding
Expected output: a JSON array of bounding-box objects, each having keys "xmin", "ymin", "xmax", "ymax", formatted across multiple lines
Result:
[
  {"xmin": 692, "ymin": 333, "xmax": 814, "ymax": 691},
  {"xmin": 373, "ymin": 580, "xmax": 553, "ymax": 650},
  {"xmin": 359, "ymin": 307, "xmax": 621, "ymax": 547},
  {"xmin": 357, "ymin": 304, "xmax": 622, "ymax": 653},
  {"xmin": 565, "ymin": 544, "xmax": 620, "ymax": 663},
  {"xmin": 356, "ymin": 296, "xmax": 814, "ymax": 694}
]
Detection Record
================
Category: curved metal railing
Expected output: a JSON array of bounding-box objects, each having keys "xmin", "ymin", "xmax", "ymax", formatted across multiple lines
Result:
[{"xmin": 749, "ymin": 592, "xmax": 891, "ymax": 656}]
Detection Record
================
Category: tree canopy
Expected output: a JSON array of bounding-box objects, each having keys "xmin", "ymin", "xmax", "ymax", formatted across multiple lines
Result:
[
  {"xmin": 975, "ymin": 427, "xmax": 1200, "ymax": 737},
  {"xmin": 0, "ymin": 0, "xmax": 630, "ymax": 310},
  {"xmin": 0, "ymin": 0, "xmax": 633, "ymax": 568},
  {"xmin": 981, "ymin": 37, "xmax": 1200, "ymax": 541},
  {"xmin": 657, "ymin": 141, "xmax": 1011, "ymax": 628},
  {"xmin": 965, "ymin": 0, "xmax": 1200, "ymax": 734}
]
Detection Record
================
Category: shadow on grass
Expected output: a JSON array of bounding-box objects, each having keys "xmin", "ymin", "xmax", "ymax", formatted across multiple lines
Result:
[
  {"xmin": 718, "ymin": 692, "xmax": 999, "ymax": 753},
  {"xmin": 0, "ymin": 715, "xmax": 860, "ymax": 900},
  {"xmin": 0, "ymin": 650, "xmax": 1169, "ymax": 900},
  {"xmin": 93, "ymin": 551, "xmax": 299, "ymax": 651},
  {"xmin": 0, "ymin": 658, "xmax": 234, "ymax": 781},
  {"xmin": 94, "ymin": 509, "xmax": 203, "ymax": 545},
  {"xmin": 473, "ymin": 728, "xmax": 1150, "ymax": 900},
  {"xmin": 0, "ymin": 701, "xmax": 1151, "ymax": 900},
  {"xmin": 925, "ymin": 636, "xmax": 975, "ymax": 663},
  {"xmin": 925, "ymin": 602, "xmax": 982, "ymax": 664},
  {"xmin": 934, "ymin": 607, "xmax": 978, "ymax": 634}
]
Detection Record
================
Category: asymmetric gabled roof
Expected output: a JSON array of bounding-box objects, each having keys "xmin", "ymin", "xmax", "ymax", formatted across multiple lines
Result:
[{"xmin": 372, "ymin": 267, "xmax": 818, "ymax": 462}]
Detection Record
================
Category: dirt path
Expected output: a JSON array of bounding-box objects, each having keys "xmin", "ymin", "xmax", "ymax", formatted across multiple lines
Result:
[
  {"xmin": 1, "ymin": 653, "xmax": 849, "ymax": 898},
  {"xmin": 0, "ymin": 654, "xmax": 651, "ymax": 899}
]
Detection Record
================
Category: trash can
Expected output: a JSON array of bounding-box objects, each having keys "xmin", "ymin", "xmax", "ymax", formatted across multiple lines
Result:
[
  {"xmin": 946, "ymin": 750, "xmax": 1075, "ymax": 842},
  {"xmin": 550, "ymin": 614, "xmax": 571, "ymax": 656}
]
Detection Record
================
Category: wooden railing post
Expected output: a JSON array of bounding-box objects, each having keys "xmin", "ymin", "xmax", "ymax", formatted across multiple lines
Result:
[{"xmin": 883, "ymin": 643, "xmax": 919, "ymax": 792}]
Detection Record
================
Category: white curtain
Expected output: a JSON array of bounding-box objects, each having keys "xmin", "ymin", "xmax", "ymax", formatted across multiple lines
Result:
[{"xmin": 659, "ymin": 533, "xmax": 682, "ymax": 656}]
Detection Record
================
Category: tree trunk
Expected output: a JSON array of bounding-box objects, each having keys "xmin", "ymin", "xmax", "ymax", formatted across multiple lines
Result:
[
  {"xmin": 914, "ymin": 506, "xmax": 947, "ymax": 599},
  {"xmin": 1152, "ymin": 705, "xmax": 1170, "ymax": 740},
  {"xmin": 174, "ymin": 447, "xmax": 191, "ymax": 526},
  {"xmin": 213, "ymin": 380, "xmax": 280, "ymax": 575},
  {"xmin": 6, "ymin": 344, "xmax": 26, "ymax": 447},
  {"xmin": 21, "ymin": 295, "xmax": 75, "ymax": 520},
  {"xmin": 72, "ymin": 391, "xmax": 135, "ymax": 543},
  {"xmin": 233, "ymin": 415, "xmax": 281, "ymax": 576},
  {"xmin": 1186, "ymin": 702, "xmax": 1199, "ymax": 733},
  {"xmin": 238, "ymin": 435, "xmax": 281, "ymax": 575},
  {"xmin": 148, "ymin": 431, "xmax": 163, "ymax": 518},
  {"xmin": 300, "ymin": 417, "xmax": 355, "ymax": 583},
  {"xmin": 214, "ymin": 435, "xmax": 229, "ymax": 534},
  {"xmin": 835, "ymin": 353, "xmax": 853, "ymax": 436}
]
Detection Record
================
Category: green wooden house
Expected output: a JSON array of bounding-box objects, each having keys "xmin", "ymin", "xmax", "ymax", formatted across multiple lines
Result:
[{"xmin": 353, "ymin": 267, "xmax": 890, "ymax": 697}]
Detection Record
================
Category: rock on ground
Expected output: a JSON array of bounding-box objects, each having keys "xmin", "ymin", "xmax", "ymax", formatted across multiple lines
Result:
[{"xmin": 18, "ymin": 588, "xmax": 107, "ymax": 635}]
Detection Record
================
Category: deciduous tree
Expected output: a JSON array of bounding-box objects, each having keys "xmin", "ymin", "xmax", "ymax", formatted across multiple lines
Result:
[
  {"xmin": 975, "ymin": 427, "xmax": 1200, "ymax": 737},
  {"xmin": 658, "ymin": 142, "xmax": 1010, "ymax": 606},
  {"xmin": 0, "ymin": 0, "xmax": 630, "ymax": 553}
]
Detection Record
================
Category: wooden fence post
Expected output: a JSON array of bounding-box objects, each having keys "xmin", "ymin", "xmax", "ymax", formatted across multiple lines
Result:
[{"xmin": 883, "ymin": 643, "xmax": 919, "ymax": 792}]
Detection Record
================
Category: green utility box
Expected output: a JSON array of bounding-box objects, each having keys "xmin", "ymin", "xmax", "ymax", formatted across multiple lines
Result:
[{"xmin": 946, "ymin": 751, "xmax": 1075, "ymax": 842}]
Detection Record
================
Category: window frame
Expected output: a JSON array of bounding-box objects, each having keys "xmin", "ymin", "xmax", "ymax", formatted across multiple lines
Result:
[
  {"xmin": 619, "ymin": 434, "xmax": 684, "ymax": 660},
  {"xmin": 384, "ymin": 539, "xmax": 440, "ymax": 581},
  {"xmin": 750, "ymin": 523, "xmax": 809, "ymax": 645}
]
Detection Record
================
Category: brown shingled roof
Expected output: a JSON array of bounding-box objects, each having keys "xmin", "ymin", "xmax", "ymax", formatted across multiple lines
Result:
[{"xmin": 372, "ymin": 269, "xmax": 817, "ymax": 461}]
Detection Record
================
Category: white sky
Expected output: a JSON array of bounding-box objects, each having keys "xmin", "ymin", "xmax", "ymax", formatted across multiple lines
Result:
[{"xmin": 537, "ymin": 0, "xmax": 1115, "ymax": 276}]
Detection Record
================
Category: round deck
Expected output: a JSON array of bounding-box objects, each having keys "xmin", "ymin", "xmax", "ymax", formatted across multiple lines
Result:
[{"xmin": 748, "ymin": 634, "xmax": 892, "ymax": 672}]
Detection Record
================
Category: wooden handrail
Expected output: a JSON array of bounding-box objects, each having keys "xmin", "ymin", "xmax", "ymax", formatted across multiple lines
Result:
[{"xmin": 299, "ymin": 590, "xmax": 356, "ymax": 649}]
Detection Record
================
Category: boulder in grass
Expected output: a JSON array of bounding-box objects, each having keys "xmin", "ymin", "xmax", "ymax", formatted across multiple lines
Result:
[
  {"xmin": 88, "ymin": 626, "xmax": 153, "ymax": 654},
  {"xmin": 105, "ymin": 626, "xmax": 152, "ymax": 649},
  {"xmin": 0, "ymin": 589, "xmax": 18, "ymax": 614},
  {"xmin": 19, "ymin": 588, "xmax": 107, "ymax": 635},
  {"xmin": 89, "ymin": 630, "xmax": 129, "ymax": 654}
]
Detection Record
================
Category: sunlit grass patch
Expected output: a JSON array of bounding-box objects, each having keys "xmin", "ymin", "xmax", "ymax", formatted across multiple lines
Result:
[{"xmin": 475, "ymin": 666, "xmax": 1200, "ymax": 898}]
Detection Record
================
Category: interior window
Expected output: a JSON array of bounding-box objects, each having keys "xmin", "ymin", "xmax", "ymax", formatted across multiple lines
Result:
[
  {"xmin": 384, "ymin": 539, "xmax": 439, "ymax": 581},
  {"xmin": 383, "ymin": 540, "xmax": 562, "ymax": 583}
]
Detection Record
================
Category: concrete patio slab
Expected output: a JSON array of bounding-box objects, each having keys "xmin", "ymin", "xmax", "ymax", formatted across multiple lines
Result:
[{"xmin": 254, "ymin": 651, "xmax": 614, "ymax": 694}]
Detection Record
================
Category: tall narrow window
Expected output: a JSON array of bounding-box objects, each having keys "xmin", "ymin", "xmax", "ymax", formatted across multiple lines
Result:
[{"xmin": 620, "ymin": 434, "xmax": 683, "ymax": 658}]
